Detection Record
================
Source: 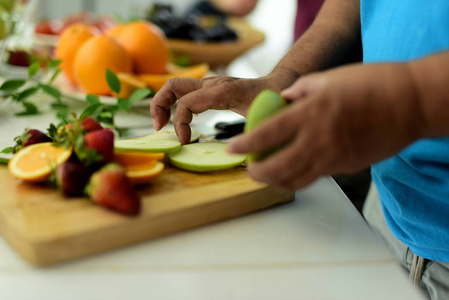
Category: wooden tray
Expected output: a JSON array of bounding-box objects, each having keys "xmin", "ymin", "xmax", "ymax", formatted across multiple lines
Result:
[
  {"xmin": 0, "ymin": 158, "xmax": 294, "ymax": 266},
  {"xmin": 169, "ymin": 18, "xmax": 265, "ymax": 67}
]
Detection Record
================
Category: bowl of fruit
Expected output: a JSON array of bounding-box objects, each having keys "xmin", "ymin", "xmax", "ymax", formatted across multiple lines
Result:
[{"xmin": 146, "ymin": 3, "xmax": 265, "ymax": 67}]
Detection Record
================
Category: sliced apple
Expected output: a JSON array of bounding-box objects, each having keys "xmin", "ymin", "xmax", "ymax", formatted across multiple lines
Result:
[
  {"xmin": 138, "ymin": 128, "xmax": 201, "ymax": 143},
  {"xmin": 244, "ymin": 89, "xmax": 288, "ymax": 162},
  {"xmin": 115, "ymin": 139, "xmax": 181, "ymax": 154},
  {"xmin": 168, "ymin": 143, "xmax": 246, "ymax": 172}
]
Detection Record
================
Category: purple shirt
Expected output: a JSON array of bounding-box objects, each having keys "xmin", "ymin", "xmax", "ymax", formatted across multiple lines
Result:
[{"xmin": 294, "ymin": 0, "xmax": 325, "ymax": 40}]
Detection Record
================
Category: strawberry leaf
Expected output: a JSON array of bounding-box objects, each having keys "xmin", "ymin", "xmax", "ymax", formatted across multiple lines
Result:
[{"xmin": 106, "ymin": 69, "xmax": 121, "ymax": 94}]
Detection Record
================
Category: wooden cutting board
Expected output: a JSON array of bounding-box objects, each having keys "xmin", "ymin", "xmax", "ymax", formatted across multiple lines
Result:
[{"xmin": 0, "ymin": 154, "xmax": 294, "ymax": 266}]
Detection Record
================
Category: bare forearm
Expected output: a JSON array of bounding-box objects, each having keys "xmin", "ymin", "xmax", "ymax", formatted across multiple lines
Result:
[
  {"xmin": 267, "ymin": 0, "xmax": 361, "ymax": 91},
  {"xmin": 408, "ymin": 51, "xmax": 449, "ymax": 137}
]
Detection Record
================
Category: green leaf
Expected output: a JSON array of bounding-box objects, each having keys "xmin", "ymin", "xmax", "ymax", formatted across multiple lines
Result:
[
  {"xmin": 128, "ymin": 88, "xmax": 151, "ymax": 103},
  {"xmin": 16, "ymin": 102, "xmax": 39, "ymax": 116},
  {"xmin": 56, "ymin": 109, "xmax": 69, "ymax": 120},
  {"xmin": 0, "ymin": 79, "xmax": 26, "ymax": 91},
  {"xmin": 86, "ymin": 94, "xmax": 100, "ymax": 104},
  {"xmin": 1, "ymin": 147, "xmax": 13, "ymax": 154},
  {"xmin": 106, "ymin": 69, "xmax": 121, "ymax": 94},
  {"xmin": 80, "ymin": 103, "xmax": 103, "ymax": 120},
  {"xmin": 117, "ymin": 97, "xmax": 131, "ymax": 112},
  {"xmin": 47, "ymin": 123, "xmax": 58, "ymax": 139},
  {"xmin": 17, "ymin": 87, "xmax": 39, "ymax": 101},
  {"xmin": 49, "ymin": 68, "xmax": 62, "ymax": 84},
  {"xmin": 0, "ymin": 157, "xmax": 10, "ymax": 165},
  {"xmin": 48, "ymin": 59, "xmax": 61, "ymax": 69},
  {"xmin": 51, "ymin": 102, "xmax": 69, "ymax": 111},
  {"xmin": 40, "ymin": 83, "xmax": 61, "ymax": 100},
  {"xmin": 28, "ymin": 62, "xmax": 40, "ymax": 78}
]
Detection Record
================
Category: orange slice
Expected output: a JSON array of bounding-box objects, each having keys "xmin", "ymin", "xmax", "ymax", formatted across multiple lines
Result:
[
  {"xmin": 114, "ymin": 151, "xmax": 165, "ymax": 166},
  {"xmin": 112, "ymin": 73, "xmax": 147, "ymax": 99},
  {"xmin": 124, "ymin": 161, "xmax": 165, "ymax": 185},
  {"xmin": 8, "ymin": 142, "xmax": 72, "ymax": 182},
  {"xmin": 137, "ymin": 63, "xmax": 209, "ymax": 92}
]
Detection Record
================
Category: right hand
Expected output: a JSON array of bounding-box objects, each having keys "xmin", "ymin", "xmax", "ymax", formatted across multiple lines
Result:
[{"xmin": 150, "ymin": 76, "xmax": 268, "ymax": 144}]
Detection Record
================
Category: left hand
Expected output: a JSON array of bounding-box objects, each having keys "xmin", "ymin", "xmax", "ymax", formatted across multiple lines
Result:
[{"xmin": 227, "ymin": 62, "xmax": 425, "ymax": 190}]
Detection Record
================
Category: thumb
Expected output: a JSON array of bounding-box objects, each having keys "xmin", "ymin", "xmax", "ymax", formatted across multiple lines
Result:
[{"xmin": 281, "ymin": 73, "xmax": 326, "ymax": 101}]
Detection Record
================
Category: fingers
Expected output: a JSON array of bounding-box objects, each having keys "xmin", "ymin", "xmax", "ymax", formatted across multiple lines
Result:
[
  {"xmin": 150, "ymin": 78, "xmax": 203, "ymax": 131},
  {"xmin": 246, "ymin": 138, "xmax": 319, "ymax": 190},
  {"xmin": 227, "ymin": 104, "xmax": 299, "ymax": 155}
]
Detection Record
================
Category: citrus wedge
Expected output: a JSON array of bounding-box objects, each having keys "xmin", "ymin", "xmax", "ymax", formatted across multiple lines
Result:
[
  {"xmin": 112, "ymin": 73, "xmax": 147, "ymax": 99},
  {"xmin": 8, "ymin": 142, "xmax": 72, "ymax": 182},
  {"xmin": 124, "ymin": 160, "xmax": 165, "ymax": 185},
  {"xmin": 114, "ymin": 151, "xmax": 165, "ymax": 166},
  {"xmin": 137, "ymin": 63, "xmax": 209, "ymax": 91}
]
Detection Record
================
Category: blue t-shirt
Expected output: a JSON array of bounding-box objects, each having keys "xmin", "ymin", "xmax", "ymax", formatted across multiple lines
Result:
[{"xmin": 361, "ymin": 1, "xmax": 449, "ymax": 261}]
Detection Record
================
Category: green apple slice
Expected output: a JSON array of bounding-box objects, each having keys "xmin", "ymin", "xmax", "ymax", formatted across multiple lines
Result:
[
  {"xmin": 168, "ymin": 143, "xmax": 246, "ymax": 172},
  {"xmin": 137, "ymin": 128, "xmax": 201, "ymax": 143},
  {"xmin": 244, "ymin": 89, "xmax": 288, "ymax": 162},
  {"xmin": 115, "ymin": 139, "xmax": 181, "ymax": 153}
]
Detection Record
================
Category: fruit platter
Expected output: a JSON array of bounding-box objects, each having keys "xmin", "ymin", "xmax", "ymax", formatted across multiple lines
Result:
[{"xmin": 0, "ymin": 109, "xmax": 294, "ymax": 265}]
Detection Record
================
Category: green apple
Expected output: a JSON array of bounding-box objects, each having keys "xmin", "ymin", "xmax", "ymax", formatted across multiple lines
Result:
[
  {"xmin": 115, "ymin": 139, "xmax": 181, "ymax": 153},
  {"xmin": 244, "ymin": 89, "xmax": 288, "ymax": 163},
  {"xmin": 142, "ymin": 128, "xmax": 201, "ymax": 143},
  {"xmin": 0, "ymin": 0, "xmax": 15, "ymax": 12},
  {"xmin": 168, "ymin": 143, "xmax": 247, "ymax": 172}
]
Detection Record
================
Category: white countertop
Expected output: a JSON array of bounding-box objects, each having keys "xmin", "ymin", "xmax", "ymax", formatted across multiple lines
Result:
[{"xmin": 0, "ymin": 97, "xmax": 426, "ymax": 300}]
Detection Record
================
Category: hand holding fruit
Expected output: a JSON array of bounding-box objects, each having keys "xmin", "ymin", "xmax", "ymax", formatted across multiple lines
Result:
[{"xmin": 227, "ymin": 63, "xmax": 424, "ymax": 190}]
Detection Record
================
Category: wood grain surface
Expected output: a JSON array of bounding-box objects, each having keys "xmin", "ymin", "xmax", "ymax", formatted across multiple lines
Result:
[{"xmin": 0, "ymin": 160, "xmax": 294, "ymax": 266}]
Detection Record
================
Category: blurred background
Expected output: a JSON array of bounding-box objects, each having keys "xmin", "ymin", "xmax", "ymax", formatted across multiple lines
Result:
[{"xmin": 2, "ymin": 0, "xmax": 296, "ymax": 78}]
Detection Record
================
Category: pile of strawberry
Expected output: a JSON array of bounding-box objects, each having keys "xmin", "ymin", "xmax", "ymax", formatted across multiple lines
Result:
[{"xmin": 13, "ymin": 116, "xmax": 140, "ymax": 216}]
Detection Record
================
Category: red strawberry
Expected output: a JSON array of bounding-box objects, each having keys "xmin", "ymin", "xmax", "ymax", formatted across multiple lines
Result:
[
  {"xmin": 80, "ymin": 117, "xmax": 103, "ymax": 132},
  {"xmin": 56, "ymin": 161, "xmax": 93, "ymax": 197},
  {"xmin": 8, "ymin": 50, "xmax": 32, "ymax": 67},
  {"xmin": 84, "ymin": 128, "xmax": 114, "ymax": 163},
  {"xmin": 85, "ymin": 164, "xmax": 141, "ymax": 216},
  {"xmin": 13, "ymin": 128, "xmax": 52, "ymax": 153}
]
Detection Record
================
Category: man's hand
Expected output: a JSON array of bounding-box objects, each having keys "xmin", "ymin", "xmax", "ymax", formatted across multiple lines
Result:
[
  {"xmin": 150, "ymin": 68, "xmax": 299, "ymax": 145},
  {"xmin": 227, "ymin": 62, "xmax": 426, "ymax": 190}
]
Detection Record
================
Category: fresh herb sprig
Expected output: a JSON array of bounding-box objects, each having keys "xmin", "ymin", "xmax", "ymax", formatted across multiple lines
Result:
[
  {"xmin": 80, "ymin": 69, "xmax": 153, "ymax": 133},
  {"xmin": 0, "ymin": 60, "xmax": 68, "ymax": 117}
]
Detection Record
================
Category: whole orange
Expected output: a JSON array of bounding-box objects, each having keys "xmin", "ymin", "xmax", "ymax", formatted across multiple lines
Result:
[
  {"xmin": 73, "ymin": 35, "xmax": 133, "ymax": 95},
  {"xmin": 108, "ymin": 21, "xmax": 169, "ymax": 74},
  {"xmin": 105, "ymin": 23, "xmax": 127, "ymax": 40},
  {"xmin": 55, "ymin": 23, "xmax": 100, "ymax": 83}
]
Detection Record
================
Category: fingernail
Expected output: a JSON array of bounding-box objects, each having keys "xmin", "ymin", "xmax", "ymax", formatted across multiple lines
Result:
[{"xmin": 152, "ymin": 119, "xmax": 160, "ymax": 131}]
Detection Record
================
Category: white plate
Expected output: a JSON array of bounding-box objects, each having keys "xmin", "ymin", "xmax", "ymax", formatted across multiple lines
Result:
[{"xmin": 52, "ymin": 73, "xmax": 152, "ymax": 107}]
